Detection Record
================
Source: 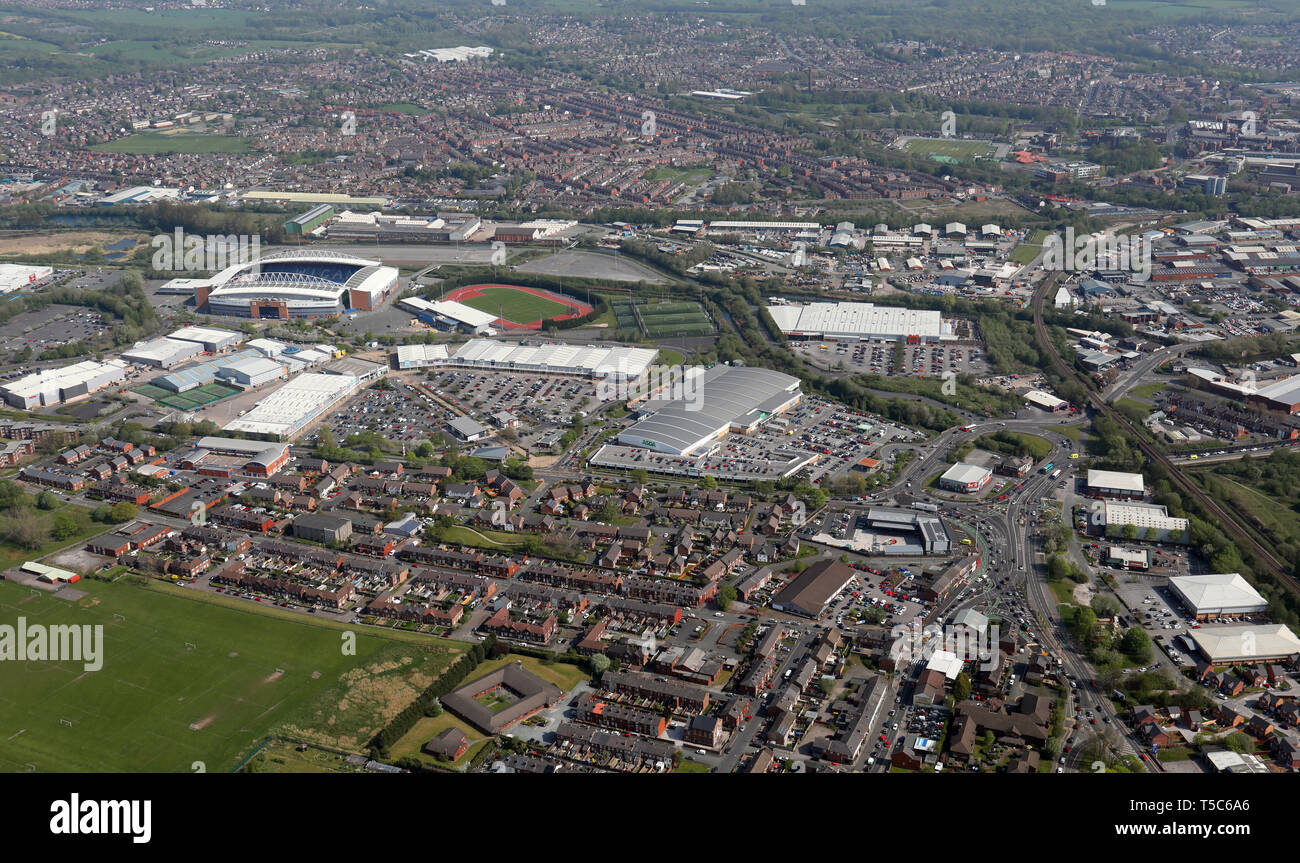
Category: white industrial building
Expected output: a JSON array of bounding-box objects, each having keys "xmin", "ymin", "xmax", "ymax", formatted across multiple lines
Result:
[
  {"xmin": 1024, "ymin": 390, "xmax": 1069, "ymax": 411},
  {"xmin": 122, "ymin": 337, "xmax": 204, "ymax": 369},
  {"xmin": 437, "ymin": 338, "xmax": 658, "ymax": 382},
  {"xmin": 1103, "ymin": 501, "xmax": 1188, "ymax": 541},
  {"xmin": 0, "ymin": 263, "xmax": 53, "ymax": 293},
  {"xmin": 0, "ymin": 359, "xmax": 129, "ymax": 409},
  {"xmin": 1191, "ymin": 624, "xmax": 1300, "ymax": 664},
  {"xmin": 1169, "ymin": 573, "xmax": 1269, "ymax": 620},
  {"xmin": 214, "ymin": 356, "xmax": 287, "ymax": 389},
  {"xmin": 395, "ymin": 343, "xmax": 450, "ymax": 369},
  {"xmin": 766, "ymin": 301, "xmax": 950, "ymax": 342},
  {"xmin": 1087, "ymin": 469, "xmax": 1145, "ymax": 500},
  {"xmin": 247, "ymin": 338, "xmax": 287, "ymax": 358},
  {"xmin": 400, "ymin": 297, "xmax": 498, "ymax": 333},
  {"xmin": 938, "ymin": 463, "xmax": 993, "ymax": 493},
  {"xmin": 221, "ymin": 372, "xmax": 360, "ymax": 440},
  {"xmin": 168, "ymin": 325, "xmax": 244, "ymax": 352}
]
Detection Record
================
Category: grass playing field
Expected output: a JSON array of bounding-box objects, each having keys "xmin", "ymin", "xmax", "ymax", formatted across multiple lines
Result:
[
  {"xmin": 90, "ymin": 133, "xmax": 251, "ymax": 154},
  {"xmin": 903, "ymin": 137, "xmax": 996, "ymax": 160},
  {"xmin": 456, "ymin": 287, "xmax": 572, "ymax": 325},
  {"xmin": 0, "ymin": 577, "xmax": 467, "ymax": 772}
]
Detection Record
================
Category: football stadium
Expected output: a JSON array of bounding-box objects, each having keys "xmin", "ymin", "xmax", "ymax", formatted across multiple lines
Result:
[
  {"xmin": 194, "ymin": 249, "xmax": 400, "ymax": 319},
  {"xmin": 618, "ymin": 365, "xmax": 802, "ymax": 456}
]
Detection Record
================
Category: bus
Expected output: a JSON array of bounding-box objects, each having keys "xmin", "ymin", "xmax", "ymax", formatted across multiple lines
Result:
[
  {"xmin": 1050, "ymin": 468, "xmax": 1062, "ymax": 479},
  {"xmin": 1040, "ymin": 462, "xmax": 1054, "ymax": 474},
  {"xmin": 960, "ymin": 423, "xmax": 977, "ymax": 432}
]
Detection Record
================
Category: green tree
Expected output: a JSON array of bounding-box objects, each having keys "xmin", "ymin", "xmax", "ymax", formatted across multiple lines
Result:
[
  {"xmin": 1119, "ymin": 627, "xmax": 1151, "ymax": 664},
  {"xmin": 109, "ymin": 502, "xmax": 138, "ymax": 523},
  {"xmin": 953, "ymin": 672, "xmax": 972, "ymax": 702},
  {"xmin": 716, "ymin": 584, "xmax": 737, "ymax": 611},
  {"xmin": 35, "ymin": 491, "xmax": 58, "ymax": 510}
]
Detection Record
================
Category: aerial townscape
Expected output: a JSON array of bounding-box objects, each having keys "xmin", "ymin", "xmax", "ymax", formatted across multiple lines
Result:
[{"xmin": 4, "ymin": 0, "xmax": 1300, "ymax": 806}]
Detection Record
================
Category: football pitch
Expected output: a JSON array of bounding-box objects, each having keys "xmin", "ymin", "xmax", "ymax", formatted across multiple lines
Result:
[
  {"xmin": 0, "ymin": 578, "xmax": 466, "ymax": 772},
  {"xmin": 903, "ymin": 137, "xmax": 996, "ymax": 160},
  {"xmin": 456, "ymin": 287, "xmax": 572, "ymax": 325}
]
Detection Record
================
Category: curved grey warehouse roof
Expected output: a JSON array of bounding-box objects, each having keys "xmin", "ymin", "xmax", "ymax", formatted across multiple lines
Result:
[{"xmin": 619, "ymin": 365, "xmax": 801, "ymax": 455}]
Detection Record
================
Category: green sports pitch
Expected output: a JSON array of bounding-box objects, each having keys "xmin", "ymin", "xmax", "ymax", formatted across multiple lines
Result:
[
  {"xmin": 455, "ymin": 287, "xmax": 573, "ymax": 325},
  {"xmin": 90, "ymin": 133, "xmax": 251, "ymax": 154},
  {"xmin": 0, "ymin": 578, "xmax": 466, "ymax": 772},
  {"xmin": 903, "ymin": 137, "xmax": 997, "ymax": 160}
]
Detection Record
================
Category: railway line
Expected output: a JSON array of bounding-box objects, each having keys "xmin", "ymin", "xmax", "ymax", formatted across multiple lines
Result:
[{"xmin": 1030, "ymin": 277, "xmax": 1300, "ymax": 595}]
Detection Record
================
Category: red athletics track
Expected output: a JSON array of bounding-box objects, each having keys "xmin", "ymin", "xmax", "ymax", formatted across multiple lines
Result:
[{"xmin": 441, "ymin": 283, "xmax": 594, "ymax": 330}]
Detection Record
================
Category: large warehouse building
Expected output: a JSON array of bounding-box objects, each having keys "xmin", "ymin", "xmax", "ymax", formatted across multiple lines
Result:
[
  {"xmin": 618, "ymin": 365, "xmax": 801, "ymax": 456},
  {"xmin": 0, "ymin": 359, "xmax": 129, "ymax": 409},
  {"xmin": 122, "ymin": 336, "xmax": 205, "ymax": 369},
  {"xmin": 1185, "ymin": 367, "xmax": 1300, "ymax": 415},
  {"xmin": 167, "ymin": 325, "xmax": 244, "ymax": 353},
  {"xmin": 0, "ymin": 263, "xmax": 53, "ymax": 293},
  {"xmin": 1190, "ymin": 624, "xmax": 1300, "ymax": 665},
  {"xmin": 194, "ymin": 249, "xmax": 399, "ymax": 319},
  {"xmin": 1087, "ymin": 469, "xmax": 1145, "ymax": 500},
  {"xmin": 765, "ymin": 301, "xmax": 950, "ymax": 343},
  {"xmin": 214, "ymin": 356, "xmax": 288, "ymax": 390},
  {"xmin": 1103, "ymin": 501, "xmax": 1189, "ymax": 542},
  {"xmin": 772, "ymin": 558, "xmax": 857, "ymax": 619},
  {"xmin": 435, "ymin": 338, "xmax": 658, "ymax": 383},
  {"xmin": 1169, "ymin": 573, "xmax": 1269, "ymax": 620},
  {"xmin": 221, "ymin": 372, "xmax": 361, "ymax": 440},
  {"xmin": 395, "ymin": 344, "xmax": 450, "ymax": 369}
]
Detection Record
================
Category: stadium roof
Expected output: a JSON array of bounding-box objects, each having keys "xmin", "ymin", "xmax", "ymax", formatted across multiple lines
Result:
[
  {"xmin": 202, "ymin": 249, "xmax": 398, "ymax": 309},
  {"xmin": 1087, "ymin": 470, "xmax": 1145, "ymax": 493},
  {"xmin": 766, "ymin": 301, "xmax": 947, "ymax": 340},
  {"xmin": 1169, "ymin": 573, "xmax": 1268, "ymax": 615},
  {"xmin": 1191, "ymin": 624, "xmax": 1300, "ymax": 663},
  {"xmin": 620, "ymin": 365, "xmax": 801, "ymax": 455}
]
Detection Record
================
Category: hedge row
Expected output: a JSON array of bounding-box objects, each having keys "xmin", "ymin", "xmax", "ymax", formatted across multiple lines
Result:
[{"xmin": 368, "ymin": 635, "xmax": 497, "ymax": 756}]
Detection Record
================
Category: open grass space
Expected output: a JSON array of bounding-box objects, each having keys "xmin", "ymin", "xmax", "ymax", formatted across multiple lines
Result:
[
  {"xmin": 0, "ymin": 577, "xmax": 467, "ymax": 772},
  {"xmin": 457, "ymin": 287, "xmax": 572, "ymax": 325}
]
